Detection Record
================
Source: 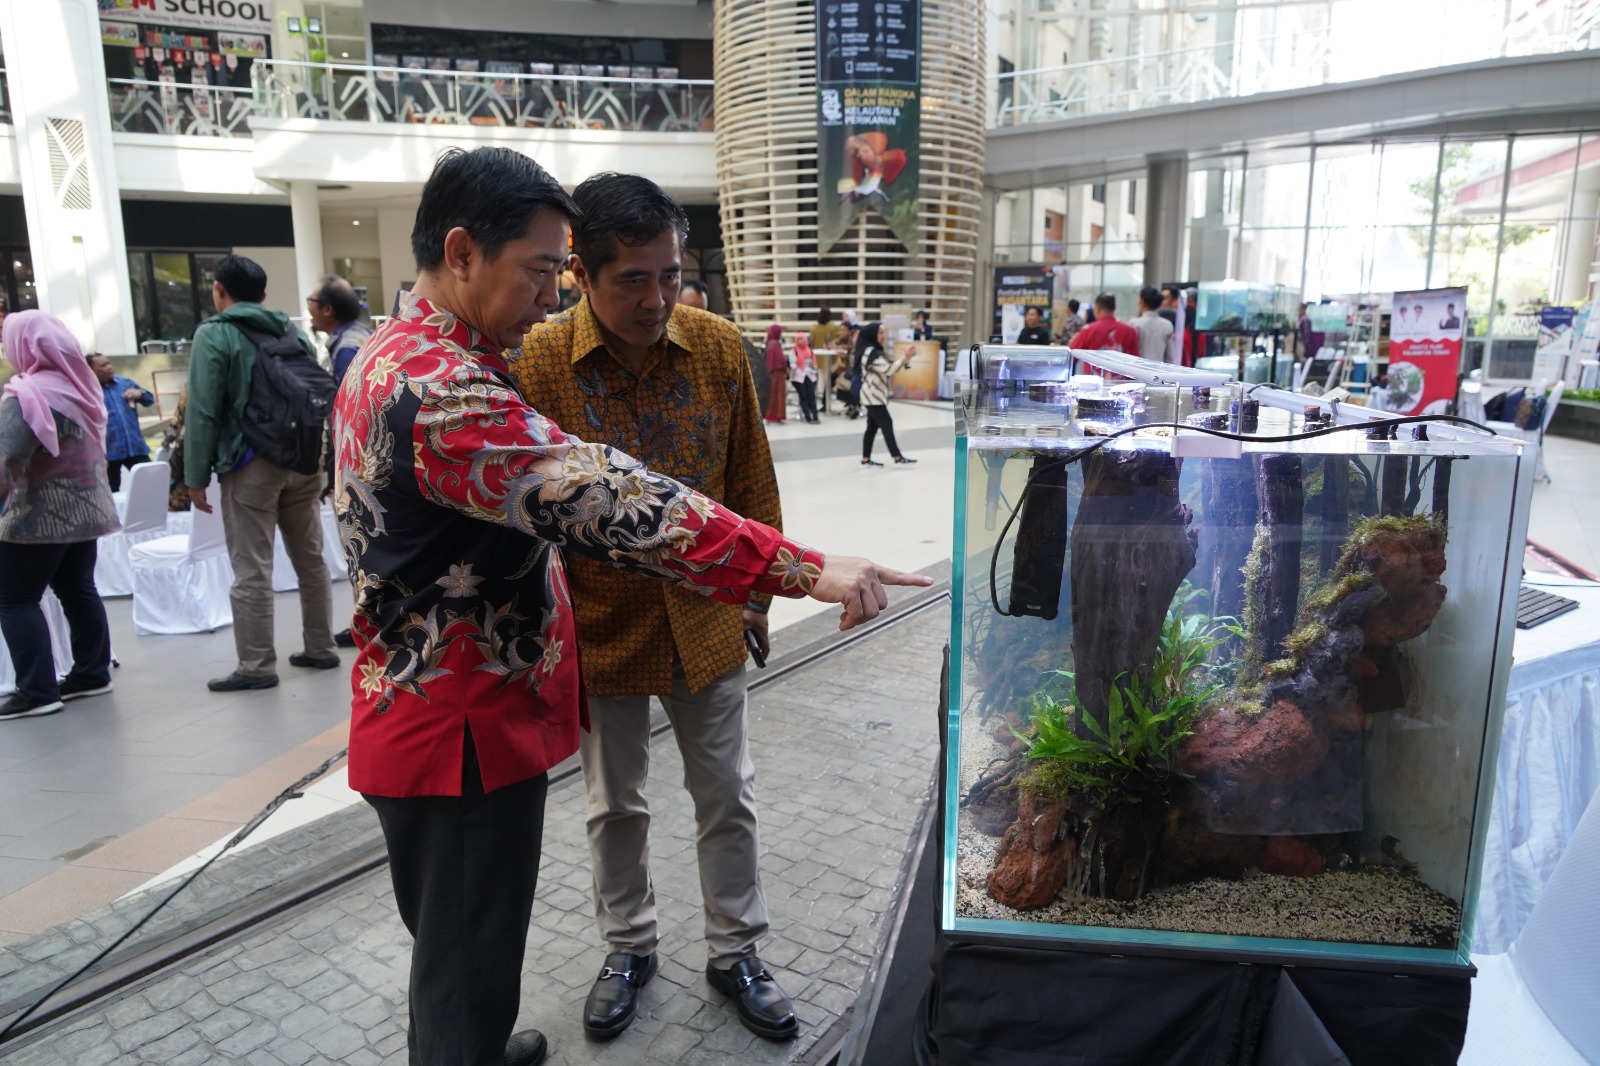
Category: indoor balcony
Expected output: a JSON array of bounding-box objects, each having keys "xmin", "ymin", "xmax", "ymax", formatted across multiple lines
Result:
[{"xmin": 98, "ymin": 58, "xmax": 719, "ymax": 203}]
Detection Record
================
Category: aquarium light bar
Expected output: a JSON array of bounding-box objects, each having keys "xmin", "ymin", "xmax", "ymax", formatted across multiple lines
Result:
[
  {"xmin": 1069, "ymin": 349, "xmax": 1233, "ymax": 387},
  {"xmin": 1250, "ymin": 385, "xmax": 1387, "ymax": 426}
]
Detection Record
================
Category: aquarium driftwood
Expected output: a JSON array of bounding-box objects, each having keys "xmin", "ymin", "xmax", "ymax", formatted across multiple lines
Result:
[
  {"xmin": 1069, "ymin": 448, "xmax": 1196, "ymax": 731},
  {"xmin": 1254, "ymin": 454, "xmax": 1304, "ymax": 661},
  {"xmin": 1200, "ymin": 456, "xmax": 1258, "ymax": 651},
  {"xmin": 1183, "ymin": 514, "xmax": 1448, "ymax": 838},
  {"xmin": 1319, "ymin": 456, "xmax": 1349, "ymax": 572}
]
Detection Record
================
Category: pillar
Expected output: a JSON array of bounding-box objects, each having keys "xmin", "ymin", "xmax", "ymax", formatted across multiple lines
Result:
[
  {"xmin": 1558, "ymin": 166, "xmax": 1600, "ymax": 305},
  {"xmin": 289, "ymin": 181, "xmax": 325, "ymax": 315},
  {"xmin": 0, "ymin": 0, "xmax": 135, "ymax": 352},
  {"xmin": 1144, "ymin": 155, "xmax": 1188, "ymax": 285}
]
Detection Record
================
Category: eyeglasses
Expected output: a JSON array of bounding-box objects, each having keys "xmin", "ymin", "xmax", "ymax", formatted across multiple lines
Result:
[{"xmin": 306, "ymin": 297, "xmax": 327, "ymax": 307}]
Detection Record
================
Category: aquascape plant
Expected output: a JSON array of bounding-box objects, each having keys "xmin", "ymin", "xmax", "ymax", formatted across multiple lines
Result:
[{"xmin": 1018, "ymin": 589, "xmax": 1241, "ymax": 807}]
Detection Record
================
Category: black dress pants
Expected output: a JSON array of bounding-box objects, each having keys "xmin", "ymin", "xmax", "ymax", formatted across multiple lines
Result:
[
  {"xmin": 863, "ymin": 403, "xmax": 901, "ymax": 459},
  {"xmin": 792, "ymin": 378, "xmax": 819, "ymax": 421},
  {"xmin": 0, "ymin": 540, "xmax": 111, "ymax": 703},
  {"xmin": 106, "ymin": 455, "xmax": 147, "ymax": 492},
  {"xmin": 365, "ymin": 730, "xmax": 550, "ymax": 1066}
]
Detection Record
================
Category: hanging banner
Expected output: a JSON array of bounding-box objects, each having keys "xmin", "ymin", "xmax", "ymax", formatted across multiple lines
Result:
[
  {"xmin": 816, "ymin": 0, "xmax": 920, "ymax": 254},
  {"xmin": 1387, "ymin": 286, "xmax": 1466, "ymax": 414}
]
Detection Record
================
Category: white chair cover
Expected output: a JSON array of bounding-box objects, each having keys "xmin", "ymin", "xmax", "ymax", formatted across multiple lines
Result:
[
  {"xmin": 95, "ymin": 461, "xmax": 173, "ymax": 597},
  {"xmin": 0, "ymin": 591, "xmax": 76, "ymax": 696},
  {"xmin": 271, "ymin": 502, "xmax": 347, "ymax": 591},
  {"xmin": 129, "ymin": 478, "xmax": 234, "ymax": 635}
]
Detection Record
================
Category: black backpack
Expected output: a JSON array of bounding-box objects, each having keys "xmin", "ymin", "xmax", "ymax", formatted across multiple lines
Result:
[{"xmin": 235, "ymin": 325, "xmax": 336, "ymax": 476}]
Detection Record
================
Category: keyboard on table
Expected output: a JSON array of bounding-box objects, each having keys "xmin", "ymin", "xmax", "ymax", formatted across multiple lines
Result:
[{"xmin": 1516, "ymin": 585, "xmax": 1581, "ymax": 629}]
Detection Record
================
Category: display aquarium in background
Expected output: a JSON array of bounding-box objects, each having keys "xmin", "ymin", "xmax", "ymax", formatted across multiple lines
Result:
[{"xmin": 946, "ymin": 346, "xmax": 1532, "ymax": 969}]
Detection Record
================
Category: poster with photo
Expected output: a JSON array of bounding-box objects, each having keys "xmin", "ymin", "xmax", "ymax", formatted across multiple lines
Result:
[
  {"xmin": 1387, "ymin": 287, "xmax": 1466, "ymax": 414},
  {"xmin": 218, "ymin": 32, "xmax": 267, "ymax": 58},
  {"xmin": 1533, "ymin": 306, "xmax": 1576, "ymax": 387},
  {"xmin": 992, "ymin": 265, "xmax": 1053, "ymax": 344},
  {"xmin": 892, "ymin": 339, "xmax": 941, "ymax": 400},
  {"xmin": 102, "ymin": 21, "xmax": 139, "ymax": 46},
  {"xmin": 816, "ymin": 0, "xmax": 921, "ymax": 255}
]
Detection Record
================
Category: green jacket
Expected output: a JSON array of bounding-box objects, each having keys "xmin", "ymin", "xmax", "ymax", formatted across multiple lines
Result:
[{"xmin": 183, "ymin": 302, "xmax": 316, "ymax": 489}]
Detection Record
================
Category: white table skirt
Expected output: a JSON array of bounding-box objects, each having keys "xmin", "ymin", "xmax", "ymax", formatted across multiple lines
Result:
[{"xmin": 1473, "ymin": 580, "xmax": 1600, "ymax": 954}]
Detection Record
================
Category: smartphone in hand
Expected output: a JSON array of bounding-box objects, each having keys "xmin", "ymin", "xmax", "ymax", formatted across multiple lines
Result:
[{"xmin": 743, "ymin": 626, "xmax": 767, "ymax": 668}]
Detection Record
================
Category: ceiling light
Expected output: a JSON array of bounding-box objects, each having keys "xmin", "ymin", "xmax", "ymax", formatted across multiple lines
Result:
[
  {"xmin": 352, "ymin": 220, "xmax": 361, "ymax": 226},
  {"xmin": 340, "ymin": 51, "xmax": 349, "ymax": 58}
]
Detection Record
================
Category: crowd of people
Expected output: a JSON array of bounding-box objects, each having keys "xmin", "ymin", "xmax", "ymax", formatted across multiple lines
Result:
[
  {"xmin": 1017, "ymin": 284, "xmax": 1186, "ymax": 363},
  {"xmin": 0, "ymin": 147, "xmax": 933, "ymax": 1065}
]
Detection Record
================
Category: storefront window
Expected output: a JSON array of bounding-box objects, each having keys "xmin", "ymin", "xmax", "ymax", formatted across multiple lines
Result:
[{"xmin": 127, "ymin": 252, "xmax": 153, "ymax": 342}]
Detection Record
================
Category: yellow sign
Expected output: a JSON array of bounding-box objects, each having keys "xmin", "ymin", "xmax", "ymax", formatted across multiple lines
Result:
[{"xmin": 893, "ymin": 340, "xmax": 941, "ymax": 401}]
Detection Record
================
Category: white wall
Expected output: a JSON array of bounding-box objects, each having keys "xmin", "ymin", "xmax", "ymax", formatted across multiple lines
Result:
[
  {"xmin": 113, "ymin": 134, "xmax": 282, "ymax": 200},
  {"xmin": 362, "ymin": 0, "xmax": 710, "ymax": 38},
  {"xmin": 232, "ymin": 245, "xmax": 302, "ymax": 324},
  {"xmin": 249, "ymin": 118, "xmax": 717, "ymax": 198}
]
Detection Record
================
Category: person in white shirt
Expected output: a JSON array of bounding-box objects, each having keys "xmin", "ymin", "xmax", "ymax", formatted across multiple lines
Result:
[{"xmin": 1132, "ymin": 286, "xmax": 1175, "ymax": 363}]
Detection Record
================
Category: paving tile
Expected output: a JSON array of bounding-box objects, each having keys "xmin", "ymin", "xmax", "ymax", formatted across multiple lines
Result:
[{"xmin": 7, "ymin": 604, "xmax": 949, "ymax": 1065}]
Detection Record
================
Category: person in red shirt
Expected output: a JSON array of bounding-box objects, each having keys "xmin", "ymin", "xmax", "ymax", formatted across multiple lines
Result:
[
  {"xmin": 1068, "ymin": 292, "xmax": 1140, "ymax": 354},
  {"xmin": 333, "ymin": 147, "xmax": 931, "ymax": 1066}
]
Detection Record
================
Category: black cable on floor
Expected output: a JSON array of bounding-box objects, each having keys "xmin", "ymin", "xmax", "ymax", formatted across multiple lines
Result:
[{"xmin": 0, "ymin": 746, "xmax": 349, "ymax": 1043}]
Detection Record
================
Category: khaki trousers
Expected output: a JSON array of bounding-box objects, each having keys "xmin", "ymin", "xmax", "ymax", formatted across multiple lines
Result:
[
  {"xmin": 218, "ymin": 457, "xmax": 334, "ymax": 676},
  {"xmin": 580, "ymin": 662, "xmax": 768, "ymax": 968}
]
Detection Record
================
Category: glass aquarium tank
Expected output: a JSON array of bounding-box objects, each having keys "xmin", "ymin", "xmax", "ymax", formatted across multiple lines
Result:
[
  {"xmin": 1194, "ymin": 282, "xmax": 1294, "ymax": 332},
  {"xmin": 947, "ymin": 345, "xmax": 1533, "ymax": 968}
]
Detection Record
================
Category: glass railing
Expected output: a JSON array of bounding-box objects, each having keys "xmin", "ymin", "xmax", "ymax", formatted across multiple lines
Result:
[
  {"xmin": 251, "ymin": 58, "xmax": 715, "ymax": 133},
  {"xmin": 108, "ymin": 78, "xmax": 254, "ymax": 137},
  {"xmin": 991, "ymin": 0, "xmax": 1600, "ymax": 128}
]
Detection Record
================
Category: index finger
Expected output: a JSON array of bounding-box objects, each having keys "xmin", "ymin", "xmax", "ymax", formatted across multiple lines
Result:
[{"xmin": 876, "ymin": 568, "xmax": 935, "ymax": 588}]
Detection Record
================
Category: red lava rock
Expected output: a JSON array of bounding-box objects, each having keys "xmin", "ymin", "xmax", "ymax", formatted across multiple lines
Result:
[
  {"xmin": 1258, "ymin": 835, "xmax": 1326, "ymax": 877},
  {"xmin": 1181, "ymin": 701, "xmax": 1330, "ymax": 787},
  {"xmin": 1354, "ymin": 653, "xmax": 1379, "ymax": 680},
  {"xmin": 1363, "ymin": 581, "xmax": 1446, "ymax": 648},
  {"xmin": 987, "ymin": 794, "xmax": 1076, "ymax": 910}
]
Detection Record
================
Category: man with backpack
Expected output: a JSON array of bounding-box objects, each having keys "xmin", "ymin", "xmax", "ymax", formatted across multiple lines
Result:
[{"xmin": 184, "ymin": 255, "xmax": 339, "ymax": 692}]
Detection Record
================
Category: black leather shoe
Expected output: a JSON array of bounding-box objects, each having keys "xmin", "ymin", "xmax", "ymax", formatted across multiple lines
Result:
[
  {"xmin": 334, "ymin": 628, "xmax": 356, "ymax": 648},
  {"xmin": 583, "ymin": 951, "xmax": 658, "ymax": 1038},
  {"xmin": 206, "ymin": 672, "xmax": 279, "ymax": 692},
  {"xmin": 288, "ymin": 651, "xmax": 340, "ymax": 669},
  {"xmin": 706, "ymin": 957, "xmax": 798, "ymax": 1040},
  {"xmin": 504, "ymin": 1028, "xmax": 548, "ymax": 1065}
]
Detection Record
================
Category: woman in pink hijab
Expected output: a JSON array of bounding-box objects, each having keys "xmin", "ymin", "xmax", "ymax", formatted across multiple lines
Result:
[
  {"xmin": 789, "ymin": 331, "xmax": 820, "ymax": 423},
  {"xmin": 762, "ymin": 322, "xmax": 788, "ymax": 423},
  {"xmin": 0, "ymin": 311, "xmax": 119, "ymax": 721}
]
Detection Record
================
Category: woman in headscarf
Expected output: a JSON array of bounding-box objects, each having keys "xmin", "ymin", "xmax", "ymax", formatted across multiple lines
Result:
[
  {"xmin": 762, "ymin": 322, "xmax": 788, "ymax": 423},
  {"xmin": 853, "ymin": 323, "xmax": 916, "ymax": 467},
  {"xmin": 0, "ymin": 311, "xmax": 119, "ymax": 720},
  {"xmin": 789, "ymin": 331, "xmax": 820, "ymax": 424}
]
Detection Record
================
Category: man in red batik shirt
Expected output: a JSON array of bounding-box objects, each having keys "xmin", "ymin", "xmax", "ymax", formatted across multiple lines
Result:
[{"xmin": 332, "ymin": 146, "xmax": 930, "ymax": 1066}]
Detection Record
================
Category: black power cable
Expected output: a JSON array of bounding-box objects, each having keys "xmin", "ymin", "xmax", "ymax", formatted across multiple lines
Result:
[
  {"xmin": 0, "ymin": 747, "xmax": 350, "ymax": 1044},
  {"xmin": 986, "ymin": 413, "xmax": 1496, "ymax": 616}
]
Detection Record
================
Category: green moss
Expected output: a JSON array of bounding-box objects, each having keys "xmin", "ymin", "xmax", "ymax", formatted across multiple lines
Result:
[
  {"xmin": 1238, "ymin": 525, "xmax": 1271, "ymax": 678},
  {"xmin": 1283, "ymin": 621, "xmax": 1330, "ymax": 658},
  {"xmin": 1301, "ymin": 571, "xmax": 1376, "ymax": 617}
]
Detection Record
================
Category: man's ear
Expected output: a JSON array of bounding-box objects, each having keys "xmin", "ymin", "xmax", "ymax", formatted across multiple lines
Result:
[
  {"xmin": 441, "ymin": 226, "xmax": 476, "ymax": 283},
  {"xmin": 569, "ymin": 254, "xmax": 594, "ymax": 296}
]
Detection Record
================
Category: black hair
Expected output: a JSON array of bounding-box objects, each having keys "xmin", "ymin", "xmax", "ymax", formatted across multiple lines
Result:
[
  {"xmin": 1094, "ymin": 291, "xmax": 1116, "ymax": 313},
  {"xmin": 85, "ymin": 351, "xmax": 107, "ymax": 364},
  {"xmin": 1024, "ymin": 305, "xmax": 1042, "ymax": 318},
  {"xmin": 852, "ymin": 322, "xmax": 882, "ymax": 372},
  {"xmin": 1139, "ymin": 286, "xmax": 1162, "ymax": 311},
  {"xmin": 570, "ymin": 172, "xmax": 689, "ymax": 278},
  {"xmin": 681, "ymin": 277, "xmax": 709, "ymax": 298},
  {"xmin": 816, "ymin": 305, "xmax": 834, "ymax": 325},
  {"xmin": 314, "ymin": 275, "xmax": 363, "ymax": 323},
  {"xmin": 1067, "ymin": 298, "xmax": 1080, "ymax": 313},
  {"xmin": 412, "ymin": 147, "xmax": 580, "ymax": 272},
  {"xmin": 213, "ymin": 254, "xmax": 267, "ymax": 304}
]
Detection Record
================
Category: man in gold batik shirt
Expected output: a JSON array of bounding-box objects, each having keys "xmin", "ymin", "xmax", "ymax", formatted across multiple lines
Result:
[{"xmin": 511, "ymin": 173, "xmax": 799, "ymax": 1042}]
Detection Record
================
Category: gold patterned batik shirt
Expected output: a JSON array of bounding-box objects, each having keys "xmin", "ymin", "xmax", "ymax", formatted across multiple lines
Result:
[{"xmin": 511, "ymin": 299, "xmax": 784, "ymax": 696}]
